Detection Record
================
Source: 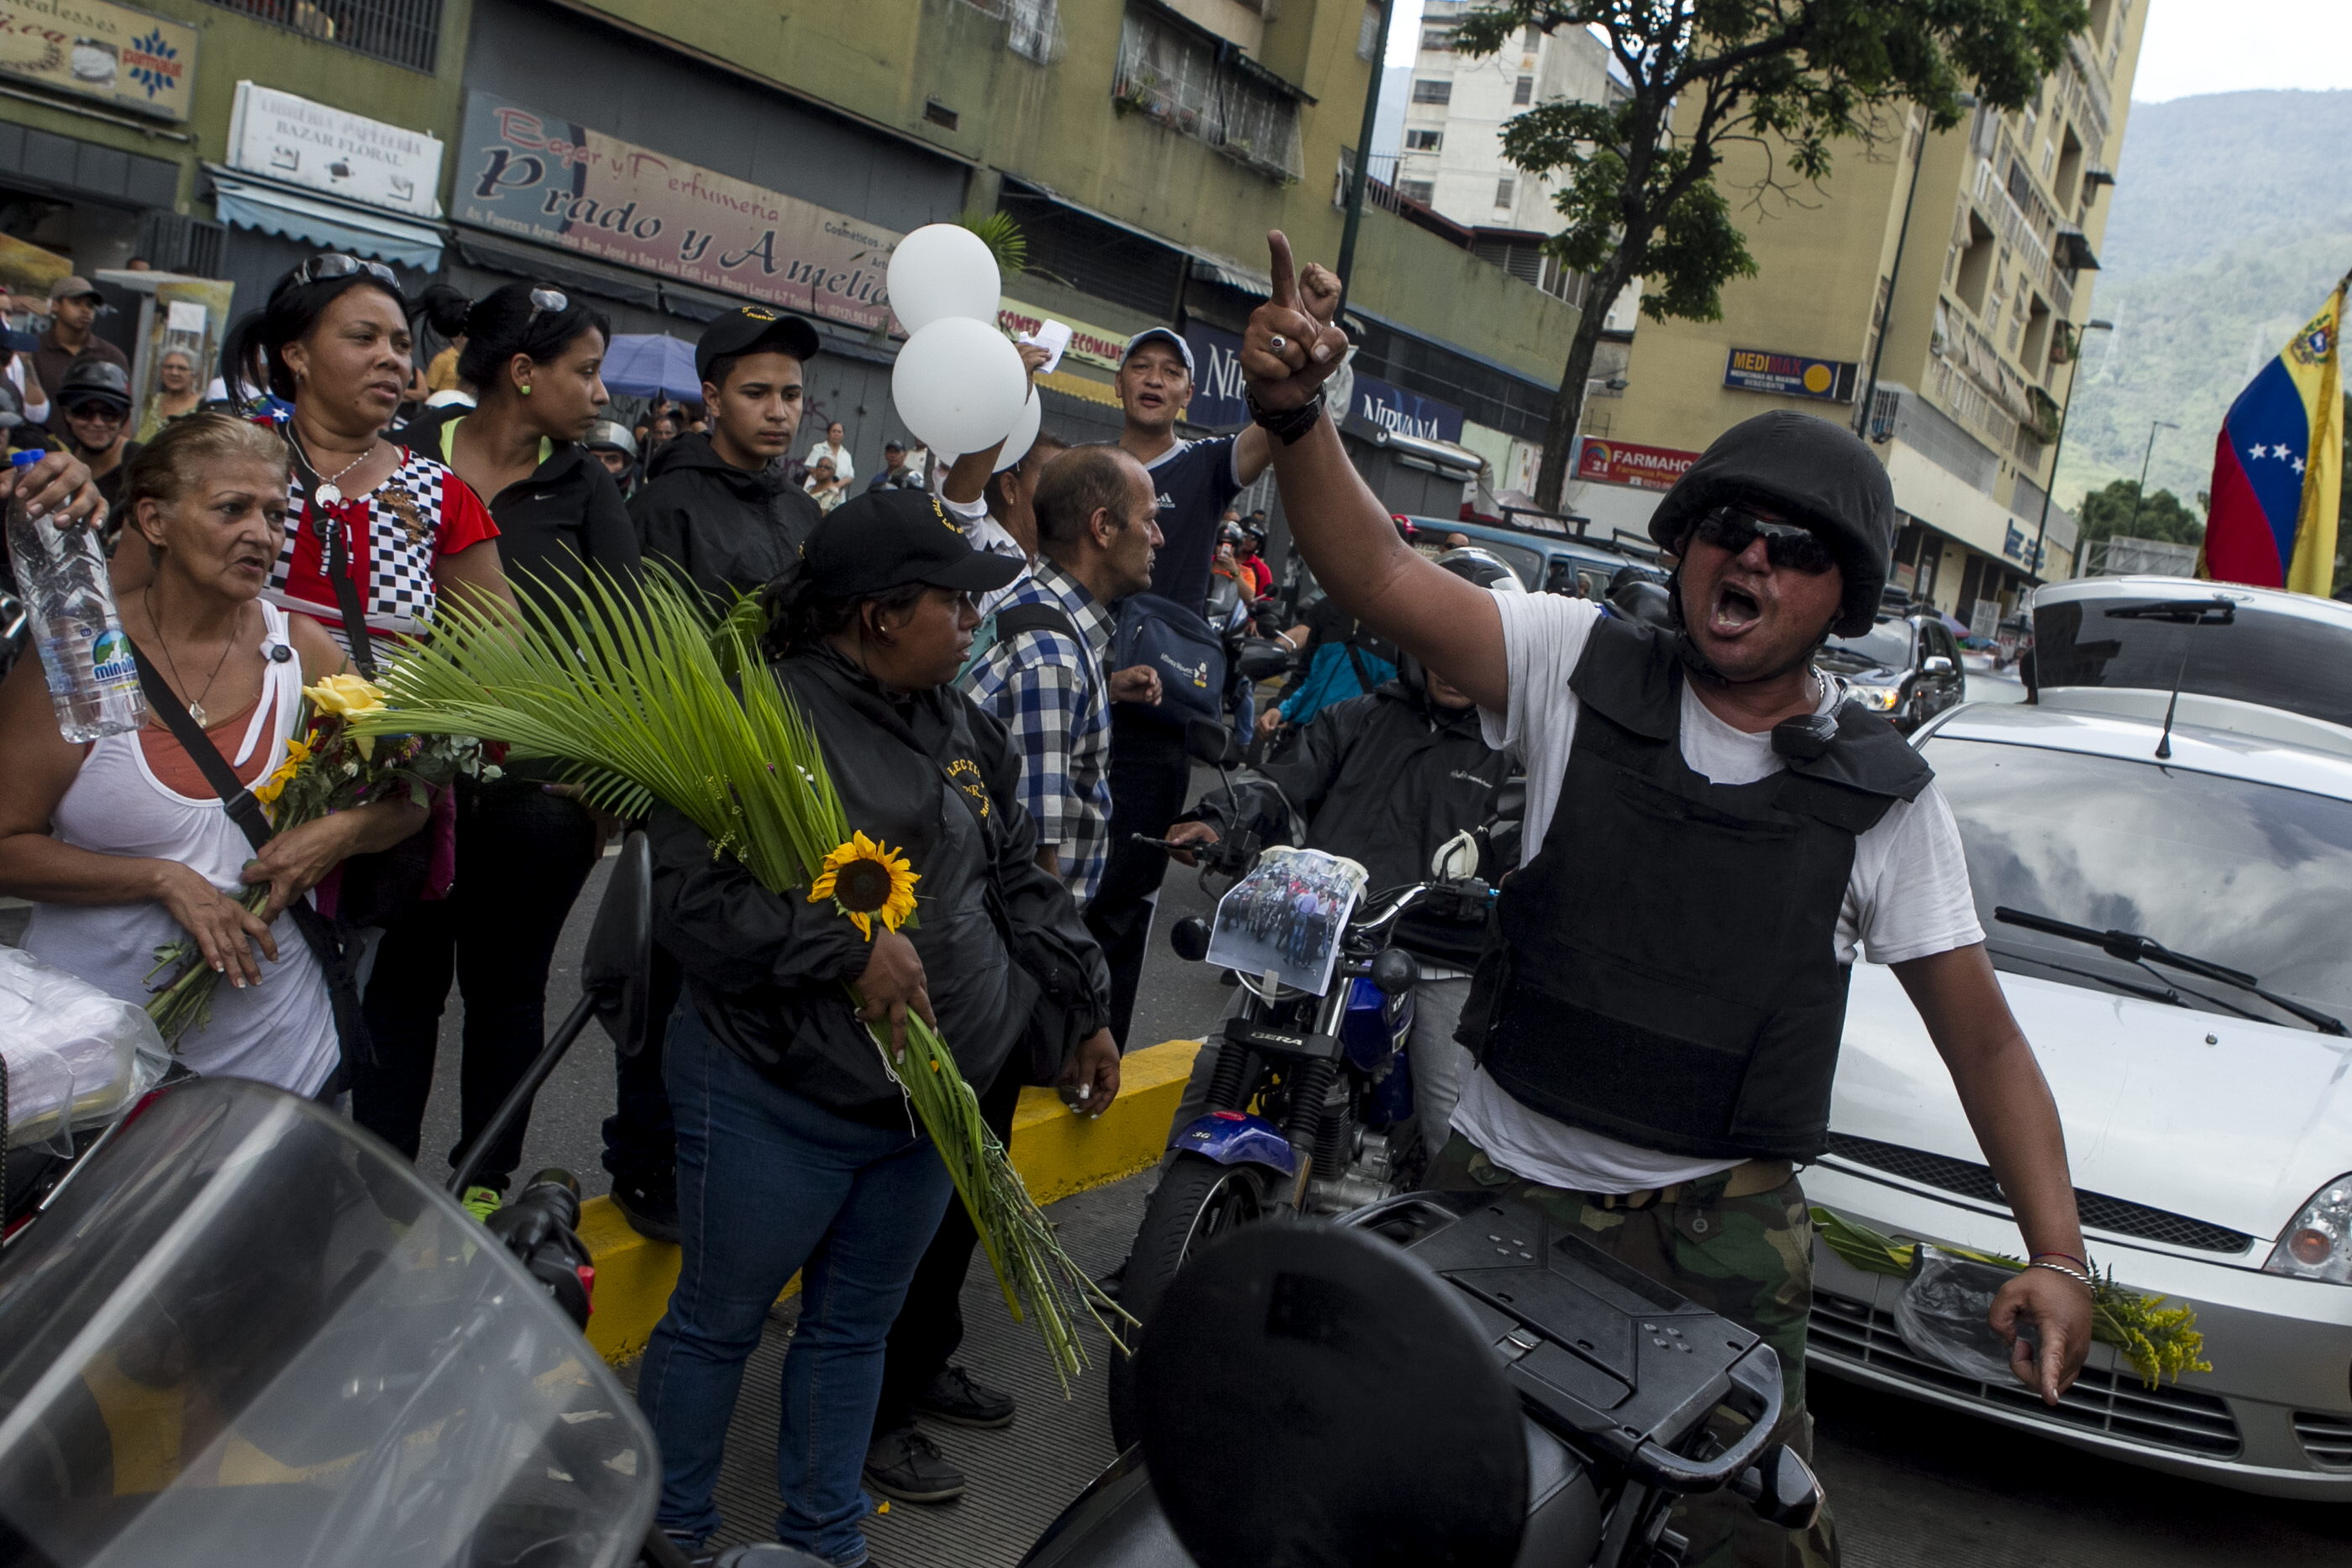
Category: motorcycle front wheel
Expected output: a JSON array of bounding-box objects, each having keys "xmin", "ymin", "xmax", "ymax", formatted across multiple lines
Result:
[{"xmin": 1106, "ymin": 1154, "xmax": 1272, "ymax": 1450}]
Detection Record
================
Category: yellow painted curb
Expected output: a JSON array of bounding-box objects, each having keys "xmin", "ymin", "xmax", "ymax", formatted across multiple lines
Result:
[{"xmin": 580, "ymin": 1038, "xmax": 1201, "ymax": 1364}]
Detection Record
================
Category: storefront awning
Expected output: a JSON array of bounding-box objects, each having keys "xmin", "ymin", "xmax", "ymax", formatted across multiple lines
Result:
[{"xmin": 207, "ymin": 169, "xmax": 444, "ymax": 272}]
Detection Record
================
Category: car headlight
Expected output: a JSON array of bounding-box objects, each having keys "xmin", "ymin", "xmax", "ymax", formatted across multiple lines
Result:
[
  {"xmin": 1851, "ymin": 683, "xmax": 1903, "ymax": 712},
  {"xmin": 2265, "ymin": 1174, "xmax": 2352, "ymax": 1283}
]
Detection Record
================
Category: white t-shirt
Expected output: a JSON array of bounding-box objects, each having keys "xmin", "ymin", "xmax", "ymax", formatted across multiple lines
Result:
[
  {"xmin": 942, "ymin": 491, "xmax": 1032, "ymax": 617},
  {"xmin": 806, "ymin": 438, "xmax": 854, "ymax": 485},
  {"xmin": 1452, "ymin": 591, "xmax": 1983, "ymax": 1193}
]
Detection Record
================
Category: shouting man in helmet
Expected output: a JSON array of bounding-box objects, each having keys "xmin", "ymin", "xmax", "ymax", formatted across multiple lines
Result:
[{"xmin": 1238, "ymin": 233, "xmax": 2091, "ymax": 1568}]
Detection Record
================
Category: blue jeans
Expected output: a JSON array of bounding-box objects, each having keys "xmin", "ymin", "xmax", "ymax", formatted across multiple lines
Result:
[{"xmin": 635, "ymin": 1005, "xmax": 953, "ymax": 1562}]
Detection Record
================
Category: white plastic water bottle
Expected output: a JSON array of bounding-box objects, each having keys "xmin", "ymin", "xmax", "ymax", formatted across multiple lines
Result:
[{"xmin": 4, "ymin": 448, "xmax": 145, "ymax": 742}]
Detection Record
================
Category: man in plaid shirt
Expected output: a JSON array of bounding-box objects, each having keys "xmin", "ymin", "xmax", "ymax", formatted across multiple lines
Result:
[{"xmin": 962, "ymin": 445, "xmax": 1165, "ymax": 907}]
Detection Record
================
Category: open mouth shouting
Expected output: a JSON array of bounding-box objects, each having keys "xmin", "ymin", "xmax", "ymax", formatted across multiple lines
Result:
[{"xmin": 1709, "ymin": 579, "xmax": 1765, "ymax": 637}]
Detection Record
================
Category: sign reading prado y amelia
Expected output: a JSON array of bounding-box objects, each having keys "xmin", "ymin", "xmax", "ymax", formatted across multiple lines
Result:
[
  {"xmin": 457, "ymin": 92, "xmax": 898, "ymax": 331},
  {"xmin": 0, "ymin": 0, "xmax": 194, "ymax": 120}
]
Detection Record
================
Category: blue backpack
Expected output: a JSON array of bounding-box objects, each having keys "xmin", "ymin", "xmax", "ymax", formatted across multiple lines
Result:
[{"xmin": 1111, "ymin": 592, "xmax": 1226, "ymax": 731}]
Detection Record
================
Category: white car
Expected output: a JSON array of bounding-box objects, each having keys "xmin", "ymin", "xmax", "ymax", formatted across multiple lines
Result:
[{"xmin": 1804, "ymin": 651, "xmax": 2352, "ymax": 1498}]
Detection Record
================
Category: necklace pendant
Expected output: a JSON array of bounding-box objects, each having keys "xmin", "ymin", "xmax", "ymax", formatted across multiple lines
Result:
[
  {"xmin": 188, "ymin": 701, "xmax": 207, "ymax": 726},
  {"xmin": 313, "ymin": 483, "xmax": 343, "ymax": 508}
]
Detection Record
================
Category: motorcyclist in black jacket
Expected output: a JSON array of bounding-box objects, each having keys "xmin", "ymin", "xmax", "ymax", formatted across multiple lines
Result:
[
  {"xmin": 1167, "ymin": 548, "xmax": 1524, "ymax": 1153},
  {"xmin": 635, "ymin": 490, "xmax": 1119, "ymax": 1563}
]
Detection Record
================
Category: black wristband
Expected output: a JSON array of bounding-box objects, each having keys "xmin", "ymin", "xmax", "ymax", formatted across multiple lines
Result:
[{"xmin": 1247, "ymin": 386, "xmax": 1326, "ymax": 446}]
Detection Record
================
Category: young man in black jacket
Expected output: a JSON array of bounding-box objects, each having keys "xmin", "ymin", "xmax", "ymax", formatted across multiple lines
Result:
[
  {"xmin": 1167, "ymin": 550, "xmax": 1523, "ymax": 1153},
  {"xmin": 631, "ymin": 307, "xmax": 825, "ymax": 601}
]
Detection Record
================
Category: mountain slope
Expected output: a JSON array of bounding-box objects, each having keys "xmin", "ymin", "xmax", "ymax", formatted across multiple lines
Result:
[{"xmin": 2056, "ymin": 90, "xmax": 2352, "ymax": 509}]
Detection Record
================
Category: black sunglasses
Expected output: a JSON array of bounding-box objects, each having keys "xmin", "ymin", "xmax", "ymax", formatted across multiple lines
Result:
[
  {"xmin": 291, "ymin": 253, "xmax": 398, "ymax": 288},
  {"xmin": 1691, "ymin": 505, "xmax": 1839, "ymax": 575}
]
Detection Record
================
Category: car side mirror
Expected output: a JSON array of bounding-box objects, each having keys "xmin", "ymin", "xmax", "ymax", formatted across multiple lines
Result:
[
  {"xmin": 1921, "ymin": 655, "xmax": 1955, "ymax": 676},
  {"xmin": 1169, "ymin": 915, "xmax": 1212, "ymax": 963}
]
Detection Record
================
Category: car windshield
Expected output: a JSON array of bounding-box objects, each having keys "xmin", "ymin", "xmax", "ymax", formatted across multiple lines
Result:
[
  {"xmin": 1925, "ymin": 737, "xmax": 2352, "ymax": 1023},
  {"xmin": 2033, "ymin": 596, "xmax": 2352, "ymax": 728},
  {"xmin": 1819, "ymin": 624, "xmax": 1910, "ymax": 673}
]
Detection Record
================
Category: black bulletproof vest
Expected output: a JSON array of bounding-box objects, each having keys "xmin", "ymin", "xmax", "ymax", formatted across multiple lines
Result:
[{"xmin": 1471, "ymin": 617, "xmax": 1933, "ymax": 1162}]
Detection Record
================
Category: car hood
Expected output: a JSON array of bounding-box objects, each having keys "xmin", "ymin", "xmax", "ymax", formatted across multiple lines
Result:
[
  {"xmin": 1817, "ymin": 658, "xmax": 1903, "ymax": 684},
  {"xmin": 1831, "ymin": 962, "xmax": 2352, "ymax": 1241}
]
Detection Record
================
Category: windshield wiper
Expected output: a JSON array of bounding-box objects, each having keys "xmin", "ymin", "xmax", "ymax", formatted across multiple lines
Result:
[
  {"xmin": 1985, "ymin": 944, "xmax": 2190, "ymax": 1009},
  {"xmin": 1994, "ymin": 907, "xmax": 2348, "ymax": 1036}
]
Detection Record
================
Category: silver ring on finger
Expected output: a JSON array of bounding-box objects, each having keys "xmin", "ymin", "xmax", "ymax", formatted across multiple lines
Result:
[{"xmin": 1268, "ymin": 333, "xmax": 1288, "ymax": 354}]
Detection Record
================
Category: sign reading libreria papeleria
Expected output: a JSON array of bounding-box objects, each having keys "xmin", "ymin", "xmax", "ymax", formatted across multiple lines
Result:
[
  {"xmin": 457, "ymin": 93, "xmax": 899, "ymax": 331},
  {"xmin": 0, "ymin": 0, "xmax": 194, "ymax": 120}
]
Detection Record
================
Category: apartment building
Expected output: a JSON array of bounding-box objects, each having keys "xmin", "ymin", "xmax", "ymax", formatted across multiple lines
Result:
[
  {"xmin": 1573, "ymin": 0, "xmax": 2149, "ymax": 629},
  {"xmin": 0, "ymin": 0, "xmax": 1597, "ymax": 527}
]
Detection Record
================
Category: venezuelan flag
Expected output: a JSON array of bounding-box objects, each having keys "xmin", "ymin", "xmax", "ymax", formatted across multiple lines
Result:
[{"xmin": 2204, "ymin": 280, "xmax": 2344, "ymax": 595}]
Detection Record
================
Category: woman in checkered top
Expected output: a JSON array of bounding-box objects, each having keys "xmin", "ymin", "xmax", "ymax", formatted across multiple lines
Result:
[{"xmin": 218, "ymin": 254, "xmax": 515, "ymax": 653}]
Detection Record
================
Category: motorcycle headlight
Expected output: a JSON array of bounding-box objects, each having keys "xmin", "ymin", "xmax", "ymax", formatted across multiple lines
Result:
[
  {"xmin": 1851, "ymin": 683, "xmax": 1903, "ymax": 712},
  {"xmin": 2265, "ymin": 1174, "xmax": 2352, "ymax": 1283}
]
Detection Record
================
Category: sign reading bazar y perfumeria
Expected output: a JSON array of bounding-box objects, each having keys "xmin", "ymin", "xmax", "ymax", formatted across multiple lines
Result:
[
  {"xmin": 1723, "ymin": 347, "xmax": 1856, "ymax": 403},
  {"xmin": 458, "ymin": 92, "xmax": 898, "ymax": 331},
  {"xmin": 0, "ymin": 0, "xmax": 194, "ymax": 120}
]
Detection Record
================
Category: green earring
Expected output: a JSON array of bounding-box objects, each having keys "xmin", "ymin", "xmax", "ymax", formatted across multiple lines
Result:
[{"xmin": 521, "ymin": 384, "xmax": 532, "ymax": 396}]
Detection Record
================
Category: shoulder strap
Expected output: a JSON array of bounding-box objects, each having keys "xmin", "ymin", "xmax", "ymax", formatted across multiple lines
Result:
[
  {"xmin": 1341, "ymin": 625, "xmax": 1377, "ymax": 695},
  {"xmin": 130, "ymin": 640, "xmax": 372, "ymax": 1067},
  {"xmin": 283, "ymin": 433, "xmax": 380, "ymax": 679},
  {"xmin": 992, "ymin": 602, "xmax": 1082, "ymax": 645}
]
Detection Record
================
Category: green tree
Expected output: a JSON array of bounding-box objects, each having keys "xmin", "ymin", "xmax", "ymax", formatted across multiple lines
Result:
[
  {"xmin": 1453, "ymin": 0, "xmax": 2086, "ymax": 513},
  {"xmin": 2073, "ymin": 477, "xmax": 2203, "ymax": 549}
]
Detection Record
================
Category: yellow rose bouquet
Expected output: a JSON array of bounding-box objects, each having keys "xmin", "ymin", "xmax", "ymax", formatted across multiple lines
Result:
[{"xmin": 143, "ymin": 670, "xmax": 486, "ymax": 1043}]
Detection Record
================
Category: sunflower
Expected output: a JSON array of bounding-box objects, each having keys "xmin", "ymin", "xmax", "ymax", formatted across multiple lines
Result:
[
  {"xmin": 252, "ymin": 733, "xmax": 314, "ymax": 815},
  {"xmin": 808, "ymin": 831, "xmax": 920, "ymax": 939}
]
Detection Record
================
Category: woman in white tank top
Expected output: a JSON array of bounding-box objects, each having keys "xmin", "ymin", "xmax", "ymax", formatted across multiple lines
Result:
[{"xmin": 0, "ymin": 415, "xmax": 428, "ymax": 1096}]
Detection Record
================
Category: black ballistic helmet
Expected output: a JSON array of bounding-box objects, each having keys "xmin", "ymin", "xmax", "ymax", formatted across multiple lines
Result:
[{"xmin": 1646, "ymin": 411, "xmax": 1895, "ymax": 638}]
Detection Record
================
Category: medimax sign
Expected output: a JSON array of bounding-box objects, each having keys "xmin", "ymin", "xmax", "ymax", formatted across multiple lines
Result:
[{"xmin": 456, "ymin": 92, "xmax": 899, "ymax": 331}]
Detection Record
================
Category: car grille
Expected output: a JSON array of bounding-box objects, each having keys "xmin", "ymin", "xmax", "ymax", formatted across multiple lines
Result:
[
  {"xmin": 1809, "ymin": 1288, "xmax": 2242, "ymax": 1457},
  {"xmin": 1823, "ymin": 1133, "xmax": 2255, "ymax": 1255},
  {"xmin": 2294, "ymin": 1411, "xmax": 2352, "ymax": 1469}
]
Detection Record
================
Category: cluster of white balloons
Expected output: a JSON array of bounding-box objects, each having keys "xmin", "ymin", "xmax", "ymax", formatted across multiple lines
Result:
[{"xmin": 887, "ymin": 224, "xmax": 1040, "ymax": 473}]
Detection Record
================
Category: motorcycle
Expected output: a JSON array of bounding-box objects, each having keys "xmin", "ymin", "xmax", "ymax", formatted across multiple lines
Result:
[
  {"xmin": 1108, "ymin": 718, "xmax": 1502, "ymax": 1448},
  {"xmin": 1026, "ymin": 1199, "xmax": 1824, "ymax": 1568},
  {"xmin": 1202, "ymin": 569, "xmax": 1293, "ymax": 755}
]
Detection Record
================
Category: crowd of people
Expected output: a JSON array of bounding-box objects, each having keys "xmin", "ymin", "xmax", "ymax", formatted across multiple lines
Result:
[{"xmin": 0, "ymin": 233, "xmax": 2106, "ymax": 1568}]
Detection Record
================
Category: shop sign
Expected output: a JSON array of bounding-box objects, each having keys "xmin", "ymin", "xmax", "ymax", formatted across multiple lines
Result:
[
  {"xmin": 1350, "ymin": 373, "xmax": 1463, "ymax": 443},
  {"xmin": 998, "ymin": 297, "xmax": 1126, "ymax": 372},
  {"xmin": 456, "ymin": 92, "xmax": 898, "ymax": 332},
  {"xmin": 1723, "ymin": 347, "xmax": 1857, "ymax": 402},
  {"xmin": 1576, "ymin": 436, "xmax": 1699, "ymax": 491},
  {"xmin": 1183, "ymin": 321, "xmax": 1248, "ymax": 427},
  {"xmin": 229, "ymin": 83, "xmax": 444, "ymax": 218},
  {"xmin": 0, "ymin": 0, "xmax": 194, "ymax": 120}
]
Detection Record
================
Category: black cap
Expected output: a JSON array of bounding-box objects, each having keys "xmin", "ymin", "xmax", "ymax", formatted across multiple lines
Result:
[
  {"xmin": 884, "ymin": 438, "xmax": 907, "ymax": 454},
  {"xmin": 695, "ymin": 306, "xmax": 821, "ymax": 386},
  {"xmin": 804, "ymin": 489, "xmax": 1024, "ymax": 599},
  {"xmin": 59, "ymin": 355, "xmax": 130, "ymax": 410}
]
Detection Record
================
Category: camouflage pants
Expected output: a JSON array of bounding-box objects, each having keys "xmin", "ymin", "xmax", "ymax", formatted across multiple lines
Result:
[{"xmin": 1427, "ymin": 1135, "xmax": 1839, "ymax": 1568}]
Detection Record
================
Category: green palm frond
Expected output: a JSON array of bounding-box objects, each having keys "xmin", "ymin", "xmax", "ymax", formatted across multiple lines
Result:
[
  {"xmin": 355, "ymin": 566, "xmax": 1127, "ymax": 1385},
  {"xmin": 956, "ymin": 209, "xmax": 1029, "ymax": 276}
]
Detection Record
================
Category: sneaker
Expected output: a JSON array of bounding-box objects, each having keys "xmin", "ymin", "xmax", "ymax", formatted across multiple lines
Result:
[
  {"xmin": 461, "ymin": 1185, "xmax": 502, "ymax": 1223},
  {"xmin": 911, "ymin": 1364, "xmax": 1015, "ymax": 1429},
  {"xmin": 611, "ymin": 1175, "xmax": 682, "ymax": 1244},
  {"xmin": 862, "ymin": 1424, "xmax": 965, "ymax": 1505}
]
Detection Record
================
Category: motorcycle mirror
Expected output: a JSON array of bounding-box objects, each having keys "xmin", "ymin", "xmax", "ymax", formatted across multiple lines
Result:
[
  {"xmin": 1732, "ymin": 1443, "xmax": 1825, "ymax": 1531},
  {"xmin": 1369, "ymin": 947, "xmax": 1420, "ymax": 998},
  {"xmin": 1169, "ymin": 915, "xmax": 1213, "ymax": 964},
  {"xmin": 1137, "ymin": 1221, "xmax": 1527, "ymax": 1568},
  {"xmin": 1184, "ymin": 715, "xmax": 1241, "ymax": 768},
  {"xmin": 586, "ymin": 830, "xmax": 655, "ymax": 1056}
]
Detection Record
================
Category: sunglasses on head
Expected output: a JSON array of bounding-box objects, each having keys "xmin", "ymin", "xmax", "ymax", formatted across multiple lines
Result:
[
  {"xmin": 1691, "ymin": 505, "xmax": 1839, "ymax": 575},
  {"xmin": 291, "ymin": 253, "xmax": 398, "ymax": 288}
]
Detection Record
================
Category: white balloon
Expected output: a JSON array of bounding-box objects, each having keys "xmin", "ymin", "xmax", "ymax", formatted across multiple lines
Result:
[
  {"xmin": 886, "ymin": 223, "xmax": 1003, "ymax": 335},
  {"xmin": 892, "ymin": 318, "xmax": 1028, "ymax": 459},
  {"xmin": 991, "ymin": 389, "xmax": 1043, "ymax": 472}
]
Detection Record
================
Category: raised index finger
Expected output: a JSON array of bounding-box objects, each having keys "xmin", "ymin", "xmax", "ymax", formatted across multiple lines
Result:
[{"xmin": 1268, "ymin": 229, "xmax": 1298, "ymax": 308}]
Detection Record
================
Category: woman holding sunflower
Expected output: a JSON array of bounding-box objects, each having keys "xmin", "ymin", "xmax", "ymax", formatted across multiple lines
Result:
[
  {"xmin": 0, "ymin": 415, "xmax": 426, "ymax": 1095},
  {"xmin": 636, "ymin": 489, "xmax": 1118, "ymax": 1565}
]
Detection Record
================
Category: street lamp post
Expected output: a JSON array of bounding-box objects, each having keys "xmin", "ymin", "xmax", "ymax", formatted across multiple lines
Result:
[
  {"xmin": 1853, "ymin": 96, "xmax": 1973, "ymax": 440},
  {"xmin": 2029, "ymin": 317, "xmax": 2113, "ymax": 583},
  {"xmin": 2127, "ymin": 418, "xmax": 2181, "ymax": 538},
  {"xmin": 1334, "ymin": 0, "xmax": 1395, "ymax": 312}
]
